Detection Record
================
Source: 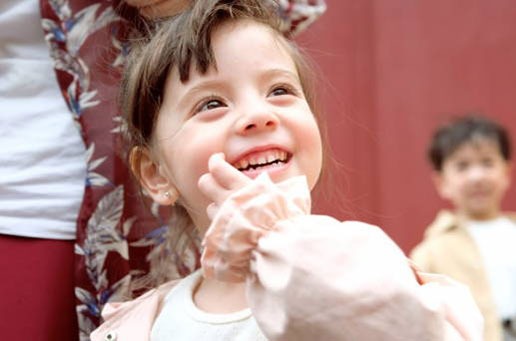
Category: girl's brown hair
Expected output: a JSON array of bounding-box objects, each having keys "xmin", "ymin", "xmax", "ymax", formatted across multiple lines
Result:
[{"xmin": 121, "ymin": 0, "xmax": 327, "ymax": 286}]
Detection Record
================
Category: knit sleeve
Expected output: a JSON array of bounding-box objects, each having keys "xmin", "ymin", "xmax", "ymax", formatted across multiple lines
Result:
[{"xmin": 201, "ymin": 174, "xmax": 483, "ymax": 340}]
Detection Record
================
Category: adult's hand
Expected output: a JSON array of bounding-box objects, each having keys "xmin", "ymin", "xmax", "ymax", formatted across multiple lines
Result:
[{"xmin": 124, "ymin": 0, "xmax": 191, "ymax": 19}]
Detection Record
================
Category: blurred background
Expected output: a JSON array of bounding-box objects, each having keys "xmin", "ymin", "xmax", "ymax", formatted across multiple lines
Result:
[{"xmin": 297, "ymin": 0, "xmax": 516, "ymax": 253}]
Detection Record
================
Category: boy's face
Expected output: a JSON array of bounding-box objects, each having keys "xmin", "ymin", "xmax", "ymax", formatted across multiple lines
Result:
[
  {"xmin": 435, "ymin": 137, "xmax": 511, "ymax": 220},
  {"xmin": 148, "ymin": 20, "xmax": 322, "ymax": 230}
]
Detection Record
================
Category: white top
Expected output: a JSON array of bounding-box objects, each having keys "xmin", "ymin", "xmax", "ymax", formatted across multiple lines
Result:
[
  {"xmin": 0, "ymin": 0, "xmax": 86, "ymax": 240},
  {"xmin": 467, "ymin": 216, "xmax": 516, "ymax": 319},
  {"xmin": 151, "ymin": 270, "xmax": 267, "ymax": 341}
]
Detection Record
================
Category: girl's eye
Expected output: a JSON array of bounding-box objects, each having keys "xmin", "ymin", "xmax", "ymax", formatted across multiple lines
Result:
[
  {"xmin": 269, "ymin": 85, "xmax": 295, "ymax": 97},
  {"xmin": 271, "ymin": 87, "xmax": 288, "ymax": 96},
  {"xmin": 198, "ymin": 99, "xmax": 225, "ymax": 113}
]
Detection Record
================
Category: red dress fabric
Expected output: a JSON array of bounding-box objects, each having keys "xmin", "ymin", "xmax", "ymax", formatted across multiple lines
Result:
[
  {"xmin": 39, "ymin": 2, "xmax": 184, "ymax": 339},
  {"xmin": 0, "ymin": 236, "xmax": 78, "ymax": 340}
]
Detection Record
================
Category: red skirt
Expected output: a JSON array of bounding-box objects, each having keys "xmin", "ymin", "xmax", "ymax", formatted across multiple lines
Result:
[{"xmin": 0, "ymin": 235, "xmax": 79, "ymax": 340}]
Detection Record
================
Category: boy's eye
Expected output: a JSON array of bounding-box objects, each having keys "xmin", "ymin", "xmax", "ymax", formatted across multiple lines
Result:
[
  {"xmin": 456, "ymin": 161, "xmax": 469, "ymax": 171},
  {"xmin": 482, "ymin": 158, "xmax": 494, "ymax": 167}
]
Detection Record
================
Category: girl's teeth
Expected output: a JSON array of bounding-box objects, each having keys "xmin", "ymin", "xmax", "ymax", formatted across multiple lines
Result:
[
  {"xmin": 233, "ymin": 149, "xmax": 289, "ymax": 171},
  {"xmin": 240, "ymin": 159, "xmax": 248, "ymax": 169}
]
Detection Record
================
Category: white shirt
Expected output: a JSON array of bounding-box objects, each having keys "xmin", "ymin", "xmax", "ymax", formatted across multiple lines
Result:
[
  {"xmin": 467, "ymin": 216, "xmax": 516, "ymax": 319},
  {"xmin": 151, "ymin": 270, "xmax": 267, "ymax": 341},
  {"xmin": 0, "ymin": 0, "xmax": 86, "ymax": 239}
]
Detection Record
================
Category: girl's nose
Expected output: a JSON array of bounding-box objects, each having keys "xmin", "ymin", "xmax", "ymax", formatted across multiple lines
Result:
[{"xmin": 235, "ymin": 108, "xmax": 279, "ymax": 135}]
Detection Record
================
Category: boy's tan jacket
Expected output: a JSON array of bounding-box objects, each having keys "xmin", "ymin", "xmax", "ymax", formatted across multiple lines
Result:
[{"xmin": 411, "ymin": 210, "xmax": 516, "ymax": 341}]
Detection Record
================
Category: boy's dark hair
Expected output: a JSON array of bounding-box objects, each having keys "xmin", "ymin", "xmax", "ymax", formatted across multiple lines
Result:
[{"xmin": 428, "ymin": 115, "xmax": 511, "ymax": 171}]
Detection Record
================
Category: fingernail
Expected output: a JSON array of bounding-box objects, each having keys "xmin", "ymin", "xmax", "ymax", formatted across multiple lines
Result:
[
  {"xmin": 209, "ymin": 153, "xmax": 225, "ymax": 169},
  {"xmin": 214, "ymin": 152, "xmax": 225, "ymax": 160}
]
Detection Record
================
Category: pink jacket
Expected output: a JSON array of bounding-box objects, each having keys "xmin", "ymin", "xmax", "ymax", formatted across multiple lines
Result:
[{"xmin": 92, "ymin": 174, "xmax": 483, "ymax": 340}]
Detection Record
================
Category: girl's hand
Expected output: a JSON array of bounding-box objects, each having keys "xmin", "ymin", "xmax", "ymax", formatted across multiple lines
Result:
[
  {"xmin": 200, "ymin": 159, "xmax": 310, "ymax": 282},
  {"xmin": 124, "ymin": 0, "xmax": 191, "ymax": 19},
  {"xmin": 198, "ymin": 153, "xmax": 251, "ymax": 220}
]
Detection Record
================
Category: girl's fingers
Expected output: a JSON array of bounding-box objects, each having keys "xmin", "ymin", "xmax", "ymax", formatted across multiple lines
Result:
[
  {"xmin": 198, "ymin": 173, "xmax": 228, "ymax": 205},
  {"xmin": 208, "ymin": 153, "xmax": 249, "ymax": 191},
  {"xmin": 199, "ymin": 153, "xmax": 252, "ymax": 219},
  {"xmin": 206, "ymin": 203, "xmax": 219, "ymax": 221}
]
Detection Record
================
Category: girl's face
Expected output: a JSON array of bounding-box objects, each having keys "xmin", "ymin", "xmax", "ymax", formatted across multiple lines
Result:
[{"xmin": 150, "ymin": 20, "xmax": 322, "ymax": 230}]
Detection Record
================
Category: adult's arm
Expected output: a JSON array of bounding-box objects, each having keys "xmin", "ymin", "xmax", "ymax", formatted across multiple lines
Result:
[
  {"xmin": 123, "ymin": 0, "xmax": 327, "ymax": 35},
  {"xmin": 123, "ymin": 0, "xmax": 190, "ymax": 19}
]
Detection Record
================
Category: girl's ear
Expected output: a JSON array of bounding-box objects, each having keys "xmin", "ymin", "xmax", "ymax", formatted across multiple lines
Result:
[{"xmin": 130, "ymin": 147, "xmax": 179, "ymax": 206}]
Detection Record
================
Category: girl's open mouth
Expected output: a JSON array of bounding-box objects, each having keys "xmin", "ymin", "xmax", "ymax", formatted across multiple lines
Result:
[{"xmin": 232, "ymin": 148, "xmax": 292, "ymax": 178}]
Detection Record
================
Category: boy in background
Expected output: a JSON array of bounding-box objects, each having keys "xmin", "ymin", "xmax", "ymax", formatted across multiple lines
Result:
[{"xmin": 411, "ymin": 115, "xmax": 516, "ymax": 341}]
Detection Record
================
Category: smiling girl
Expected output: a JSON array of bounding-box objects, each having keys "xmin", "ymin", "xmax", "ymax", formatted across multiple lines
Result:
[{"xmin": 92, "ymin": 1, "xmax": 482, "ymax": 340}]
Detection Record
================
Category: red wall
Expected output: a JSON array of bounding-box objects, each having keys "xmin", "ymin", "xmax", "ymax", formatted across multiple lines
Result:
[{"xmin": 298, "ymin": 0, "xmax": 516, "ymax": 253}]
